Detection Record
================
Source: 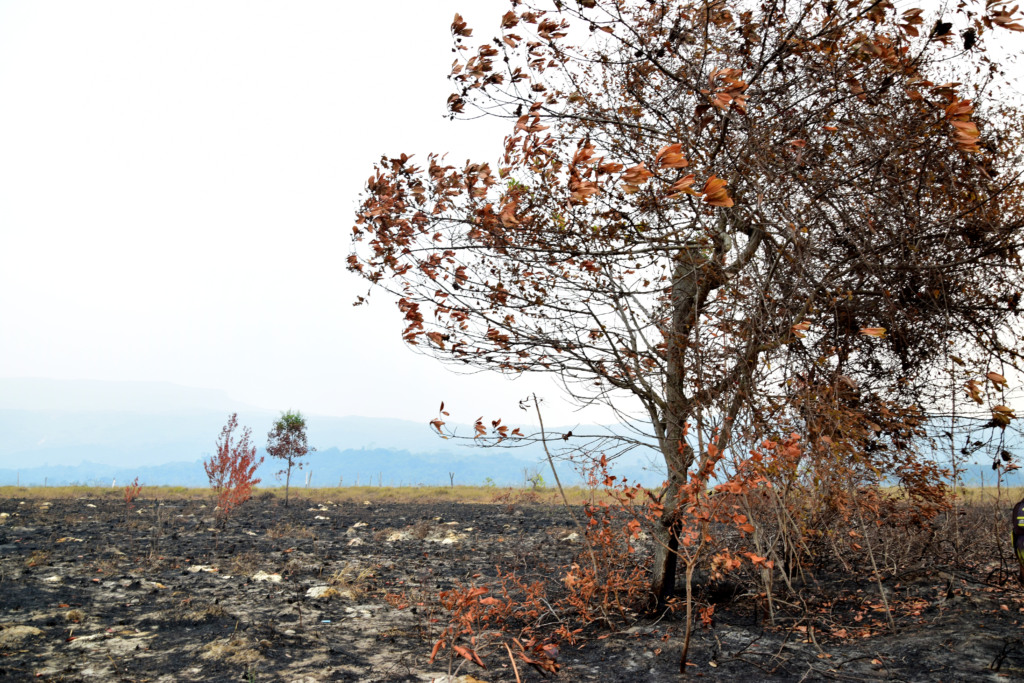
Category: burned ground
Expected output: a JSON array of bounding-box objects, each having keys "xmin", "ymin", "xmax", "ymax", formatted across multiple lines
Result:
[{"xmin": 1, "ymin": 495, "xmax": 1023, "ymax": 681}]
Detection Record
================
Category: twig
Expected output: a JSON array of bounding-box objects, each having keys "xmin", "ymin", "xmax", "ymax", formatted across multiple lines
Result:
[
  {"xmin": 852, "ymin": 490, "xmax": 896, "ymax": 632},
  {"xmin": 504, "ymin": 642, "xmax": 523, "ymax": 683},
  {"xmin": 531, "ymin": 393, "xmax": 608, "ymax": 622}
]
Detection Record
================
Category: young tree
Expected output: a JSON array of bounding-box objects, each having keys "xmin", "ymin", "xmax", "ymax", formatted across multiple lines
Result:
[
  {"xmin": 349, "ymin": 0, "xmax": 1024, "ymax": 604},
  {"xmin": 205, "ymin": 413, "xmax": 263, "ymax": 519},
  {"xmin": 266, "ymin": 410, "xmax": 313, "ymax": 507}
]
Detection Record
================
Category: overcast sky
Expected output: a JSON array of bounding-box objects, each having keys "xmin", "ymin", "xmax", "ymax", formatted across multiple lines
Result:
[{"xmin": 0, "ymin": 0, "xmax": 620, "ymax": 426}]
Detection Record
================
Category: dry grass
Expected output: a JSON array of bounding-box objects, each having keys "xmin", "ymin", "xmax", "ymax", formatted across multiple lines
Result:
[
  {"xmin": 326, "ymin": 562, "xmax": 375, "ymax": 599},
  {"xmin": 24, "ymin": 550, "xmax": 49, "ymax": 568},
  {"xmin": 200, "ymin": 637, "xmax": 263, "ymax": 665},
  {"xmin": 228, "ymin": 550, "xmax": 261, "ymax": 576},
  {"xmin": 266, "ymin": 522, "xmax": 315, "ymax": 540},
  {"xmin": 0, "ymin": 484, "xmax": 599, "ymax": 505},
  {"xmin": 956, "ymin": 485, "xmax": 1024, "ymax": 504}
]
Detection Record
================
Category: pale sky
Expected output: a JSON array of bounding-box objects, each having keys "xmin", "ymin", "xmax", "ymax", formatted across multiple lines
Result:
[
  {"xmin": 3, "ymin": 2, "xmax": 1019, "ymax": 430},
  {"xmin": 0, "ymin": 0, "xmax": 616, "ymax": 426}
]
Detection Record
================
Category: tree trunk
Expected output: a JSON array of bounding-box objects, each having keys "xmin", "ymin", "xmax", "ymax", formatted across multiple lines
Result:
[
  {"xmin": 285, "ymin": 463, "xmax": 292, "ymax": 507},
  {"xmin": 651, "ymin": 518, "xmax": 680, "ymax": 607},
  {"xmin": 650, "ymin": 249, "xmax": 704, "ymax": 607},
  {"xmin": 650, "ymin": 441, "xmax": 691, "ymax": 609}
]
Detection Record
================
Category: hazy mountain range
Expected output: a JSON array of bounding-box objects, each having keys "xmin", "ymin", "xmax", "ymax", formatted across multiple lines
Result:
[
  {"xmin": 0, "ymin": 378, "xmax": 667, "ymax": 487},
  {"xmin": 0, "ymin": 378, "xmax": 1017, "ymax": 489}
]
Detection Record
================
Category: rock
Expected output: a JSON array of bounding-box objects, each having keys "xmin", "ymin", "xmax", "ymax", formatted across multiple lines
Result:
[
  {"xmin": 187, "ymin": 565, "xmax": 218, "ymax": 573},
  {"xmin": 0, "ymin": 625, "xmax": 43, "ymax": 647},
  {"xmin": 314, "ymin": 515, "xmax": 329, "ymax": 520},
  {"xmin": 305, "ymin": 585, "xmax": 339, "ymax": 599},
  {"xmin": 251, "ymin": 571, "xmax": 282, "ymax": 583},
  {"xmin": 386, "ymin": 531, "xmax": 409, "ymax": 542},
  {"xmin": 346, "ymin": 522, "xmax": 368, "ymax": 536},
  {"xmin": 561, "ymin": 532, "xmax": 580, "ymax": 543},
  {"xmin": 42, "ymin": 575, "xmax": 61, "ymax": 583},
  {"xmin": 428, "ymin": 530, "xmax": 466, "ymax": 545},
  {"xmin": 347, "ymin": 537, "xmax": 364, "ymax": 547}
]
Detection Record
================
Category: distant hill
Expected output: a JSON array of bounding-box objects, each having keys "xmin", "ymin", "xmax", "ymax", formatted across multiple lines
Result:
[
  {"xmin": 4, "ymin": 378, "xmax": 1014, "ymax": 491},
  {"xmin": 0, "ymin": 446, "xmax": 670, "ymax": 489},
  {"xmin": 0, "ymin": 378, "xmax": 668, "ymax": 487}
]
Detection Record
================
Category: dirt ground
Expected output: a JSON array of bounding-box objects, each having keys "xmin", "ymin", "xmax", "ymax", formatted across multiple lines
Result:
[{"xmin": 2, "ymin": 495, "xmax": 1024, "ymax": 682}]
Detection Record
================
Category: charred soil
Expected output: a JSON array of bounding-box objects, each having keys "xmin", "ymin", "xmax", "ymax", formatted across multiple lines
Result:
[{"xmin": 1, "ymin": 496, "xmax": 1023, "ymax": 681}]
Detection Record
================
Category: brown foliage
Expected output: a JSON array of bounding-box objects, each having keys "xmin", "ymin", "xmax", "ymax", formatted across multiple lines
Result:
[
  {"xmin": 123, "ymin": 477, "xmax": 142, "ymax": 515},
  {"xmin": 205, "ymin": 413, "xmax": 263, "ymax": 520},
  {"xmin": 351, "ymin": 0, "xmax": 1024, "ymax": 605}
]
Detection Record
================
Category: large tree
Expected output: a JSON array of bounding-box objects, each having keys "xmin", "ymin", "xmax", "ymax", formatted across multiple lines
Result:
[{"xmin": 350, "ymin": 0, "xmax": 1024, "ymax": 603}]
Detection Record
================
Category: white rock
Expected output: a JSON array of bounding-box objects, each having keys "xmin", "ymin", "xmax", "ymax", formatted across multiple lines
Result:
[
  {"xmin": 42, "ymin": 575, "xmax": 61, "ymax": 583},
  {"xmin": 561, "ymin": 532, "xmax": 581, "ymax": 543},
  {"xmin": 188, "ymin": 565, "xmax": 218, "ymax": 573},
  {"xmin": 347, "ymin": 537, "xmax": 364, "ymax": 547},
  {"xmin": 386, "ymin": 531, "xmax": 409, "ymax": 542},
  {"xmin": 314, "ymin": 515, "xmax": 329, "ymax": 520},
  {"xmin": 252, "ymin": 571, "xmax": 282, "ymax": 583},
  {"xmin": 437, "ymin": 532, "xmax": 465, "ymax": 546},
  {"xmin": 305, "ymin": 585, "xmax": 333, "ymax": 599}
]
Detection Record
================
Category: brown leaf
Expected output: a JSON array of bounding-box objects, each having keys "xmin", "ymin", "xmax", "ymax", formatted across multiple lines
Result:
[
  {"xmin": 452, "ymin": 14, "xmax": 473, "ymax": 37},
  {"xmin": 666, "ymin": 174, "xmax": 696, "ymax": 198},
  {"xmin": 654, "ymin": 143, "xmax": 688, "ymax": 169},
  {"xmin": 701, "ymin": 175, "xmax": 733, "ymax": 207},
  {"xmin": 986, "ymin": 371, "xmax": 1008, "ymax": 387},
  {"xmin": 621, "ymin": 163, "xmax": 653, "ymax": 185}
]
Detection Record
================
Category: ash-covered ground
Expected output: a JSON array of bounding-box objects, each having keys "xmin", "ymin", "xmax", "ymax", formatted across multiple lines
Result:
[{"xmin": 1, "ymin": 495, "xmax": 1023, "ymax": 681}]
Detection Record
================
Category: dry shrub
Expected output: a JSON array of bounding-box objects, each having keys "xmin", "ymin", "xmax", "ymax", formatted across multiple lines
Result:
[
  {"xmin": 328, "ymin": 562, "xmax": 375, "ymax": 599},
  {"xmin": 228, "ymin": 550, "xmax": 261, "ymax": 576},
  {"xmin": 266, "ymin": 522, "xmax": 315, "ymax": 539},
  {"xmin": 490, "ymin": 488, "xmax": 540, "ymax": 513},
  {"xmin": 410, "ymin": 520, "xmax": 433, "ymax": 540},
  {"xmin": 24, "ymin": 550, "xmax": 49, "ymax": 568},
  {"xmin": 185, "ymin": 602, "xmax": 228, "ymax": 624},
  {"xmin": 205, "ymin": 414, "xmax": 263, "ymax": 520},
  {"xmin": 201, "ymin": 637, "xmax": 263, "ymax": 665}
]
